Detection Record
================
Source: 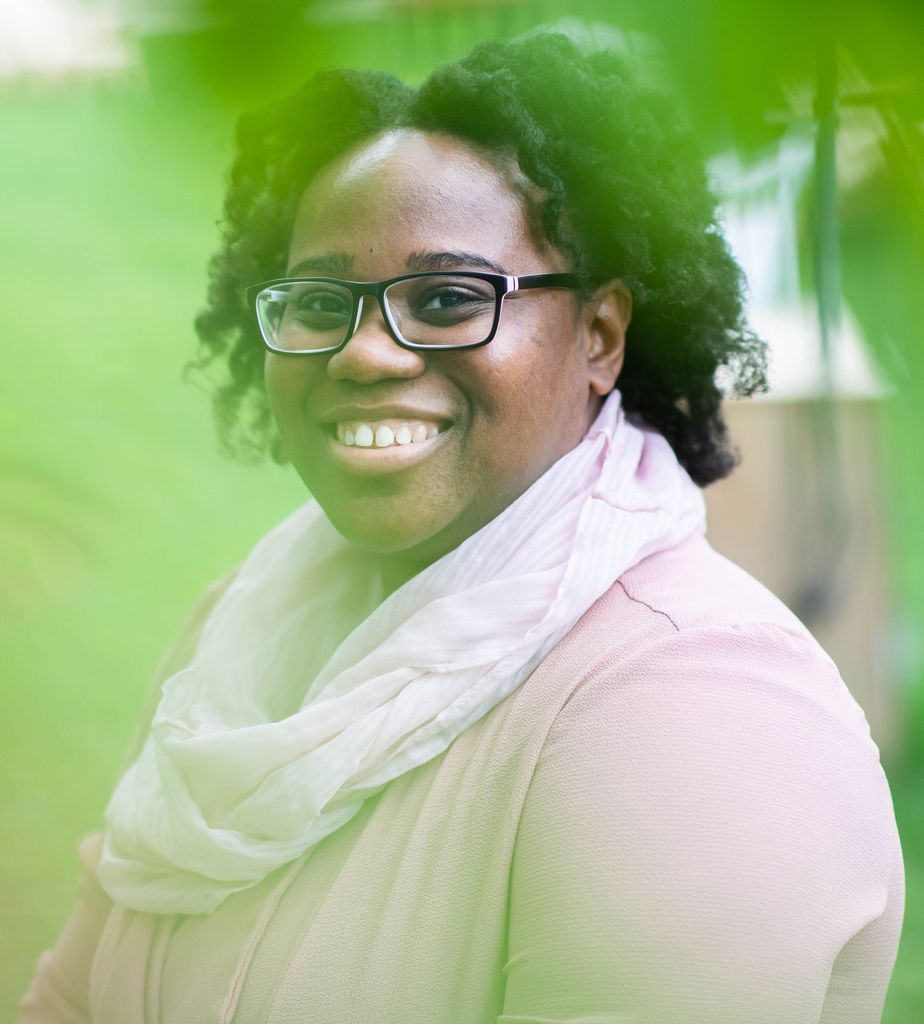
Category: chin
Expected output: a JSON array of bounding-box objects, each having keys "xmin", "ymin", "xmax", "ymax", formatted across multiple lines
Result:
[{"xmin": 324, "ymin": 505, "xmax": 447, "ymax": 559}]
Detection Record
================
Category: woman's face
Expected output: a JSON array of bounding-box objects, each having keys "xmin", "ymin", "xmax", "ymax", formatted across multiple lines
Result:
[{"xmin": 265, "ymin": 129, "xmax": 628, "ymax": 581}]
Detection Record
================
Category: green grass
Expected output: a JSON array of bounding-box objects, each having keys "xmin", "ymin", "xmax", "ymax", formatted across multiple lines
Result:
[
  {"xmin": 884, "ymin": 766, "xmax": 924, "ymax": 1020},
  {"xmin": 0, "ymin": 83, "xmax": 305, "ymax": 1016}
]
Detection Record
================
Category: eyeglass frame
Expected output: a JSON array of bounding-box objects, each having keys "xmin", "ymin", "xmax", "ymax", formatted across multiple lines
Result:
[{"xmin": 244, "ymin": 270, "xmax": 583, "ymax": 355}]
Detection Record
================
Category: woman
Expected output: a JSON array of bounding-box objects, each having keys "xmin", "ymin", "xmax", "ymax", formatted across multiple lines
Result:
[{"xmin": 19, "ymin": 29, "xmax": 903, "ymax": 1024}]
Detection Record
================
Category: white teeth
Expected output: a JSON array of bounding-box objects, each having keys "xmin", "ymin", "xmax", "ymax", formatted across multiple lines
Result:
[
  {"xmin": 335, "ymin": 422, "xmax": 358, "ymax": 445},
  {"xmin": 335, "ymin": 419, "xmax": 447, "ymax": 449},
  {"xmin": 374, "ymin": 424, "xmax": 395, "ymax": 448}
]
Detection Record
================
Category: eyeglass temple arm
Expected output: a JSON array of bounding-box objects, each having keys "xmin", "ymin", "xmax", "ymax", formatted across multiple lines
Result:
[{"xmin": 506, "ymin": 273, "xmax": 581, "ymax": 292}]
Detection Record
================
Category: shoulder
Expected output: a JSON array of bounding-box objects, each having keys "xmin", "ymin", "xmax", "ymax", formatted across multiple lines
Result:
[
  {"xmin": 503, "ymin": 537, "xmax": 904, "ymax": 1021},
  {"xmin": 557, "ymin": 531, "xmax": 874, "ymax": 748},
  {"xmin": 118, "ymin": 568, "xmax": 239, "ymax": 772},
  {"xmin": 534, "ymin": 581, "xmax": 894, "ymax": 876},
  {"xmin": 517, "ymin": 530, "xmax": 900, "ymax": 956},
  {"xmin": 588, "ymin": 529, "xmax": 825, "ymax": 645},
  {"xmin": 617, "ymin": 529, "xmax": 811, "ymax": 636}
]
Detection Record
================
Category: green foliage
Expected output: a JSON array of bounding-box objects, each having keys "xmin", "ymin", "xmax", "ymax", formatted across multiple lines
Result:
[
  {"xmin": 0, "ymin": 84, "xmax": 305, "ymax": 1016},
  {"xmin": 883, "ymin": 765, "xmax": 924, "ymax": 1020}
]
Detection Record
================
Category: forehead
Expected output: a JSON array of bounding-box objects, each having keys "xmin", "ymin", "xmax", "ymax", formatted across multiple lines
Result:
[{"xmin": 288, "ymin": 129, "xmax": 551, "ymax": 273}]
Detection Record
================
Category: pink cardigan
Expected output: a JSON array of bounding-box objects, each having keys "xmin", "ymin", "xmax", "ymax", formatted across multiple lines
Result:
[{"xmin": 19, "ymin": 532, "xmax": 904, "ymax": 1023}]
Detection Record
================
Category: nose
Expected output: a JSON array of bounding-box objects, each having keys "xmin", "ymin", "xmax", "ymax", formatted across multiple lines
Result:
[{"xmin": 326, "ymin": 293, "xmax": 426, "ymax": 384}]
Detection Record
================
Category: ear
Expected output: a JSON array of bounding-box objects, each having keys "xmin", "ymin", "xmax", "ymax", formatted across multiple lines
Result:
[{"xmin": 583, "ymin": 279, "xmax": 632, "ymax": 397}]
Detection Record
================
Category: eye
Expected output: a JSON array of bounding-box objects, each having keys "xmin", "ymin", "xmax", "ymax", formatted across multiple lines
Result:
[
  {"xmin": 420, "ymin": 288, "xmax": 477, "ymax": 310},
  {"xmin": 409, "ymin": 283, "xmax": 495, "ymax": 324},
  {"xmin": 285, "ymin": 286, "xmax": 351, "ymax": 326}
]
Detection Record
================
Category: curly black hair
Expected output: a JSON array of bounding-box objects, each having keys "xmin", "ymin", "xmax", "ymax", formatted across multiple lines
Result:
[{"xmin": 193, "ymin": 30, "xmax": 768, "ymax": 486}]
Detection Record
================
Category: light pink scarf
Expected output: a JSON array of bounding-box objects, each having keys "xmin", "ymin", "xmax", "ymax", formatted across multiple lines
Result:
[{"xmin": 98, "ymin": 388, "xmax": 707, "ymax": 915}]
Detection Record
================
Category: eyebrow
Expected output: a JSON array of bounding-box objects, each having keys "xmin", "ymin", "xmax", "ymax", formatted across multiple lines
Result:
[
  {"xmin": 405, "ymin": 250, "xmax": 508, "ymax": 274},
  {"xmin": 286, "ymin": 253, "xmax": 353, "ymax": 276},
  {"xmin": 286, "ymin": 250, "xmax": 508, "ymax": 278}
]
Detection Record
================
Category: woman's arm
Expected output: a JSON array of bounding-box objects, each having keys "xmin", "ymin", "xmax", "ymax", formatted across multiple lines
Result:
[
  {"xmin": 499, "ymin": 622, "xmax": 905, "ymax": 1024},
  {"xmin": 16, "ymin": 834, "xmax": 109, "ymax": 1024},
  {"xmin": 16, "ymin": 571, "xmax": 236, "ymax": 1024}
]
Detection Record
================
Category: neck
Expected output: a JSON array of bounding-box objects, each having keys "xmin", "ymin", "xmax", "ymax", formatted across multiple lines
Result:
[{"xmin": 373, "ymin": 552, "xmax": 432, "ymax": 599}]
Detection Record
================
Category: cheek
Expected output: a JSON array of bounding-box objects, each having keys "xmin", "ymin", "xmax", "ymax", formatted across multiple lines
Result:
[
  {"xmin": 461, "ymin": 345, "xmax": 581, "ymax": 472},
  {"xmin": 264, "ymin": 355, "xmax": 316, "ymax": 420},
  {"xmin": 475, "ymin": 318, "xmax": 584, "ymax": 422}
]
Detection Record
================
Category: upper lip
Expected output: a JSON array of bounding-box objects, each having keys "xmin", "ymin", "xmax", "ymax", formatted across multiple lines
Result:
[{"xmin": 316, "ymin": 403, "xmax": 454, "ymax": 426}]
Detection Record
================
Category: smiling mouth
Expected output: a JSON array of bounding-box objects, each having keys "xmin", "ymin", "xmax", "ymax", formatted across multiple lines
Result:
[
  {"xmin": 322, "ymin": 419, "xmax": 453, "ymax": 474},
  {"xmin": 323, "ymin": 417, "xmax": 449, "ymax": 449}
]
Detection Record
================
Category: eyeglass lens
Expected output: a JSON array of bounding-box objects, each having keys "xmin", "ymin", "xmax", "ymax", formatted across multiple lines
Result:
[{"xmin": 256, "ymin": 276, "xmax": 498, "ymax": 352}]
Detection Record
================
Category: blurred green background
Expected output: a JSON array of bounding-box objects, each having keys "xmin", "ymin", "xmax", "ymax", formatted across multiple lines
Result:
[{"xmin": 2, "ymin": 0, "xmax": 923, "ymax": 1019}]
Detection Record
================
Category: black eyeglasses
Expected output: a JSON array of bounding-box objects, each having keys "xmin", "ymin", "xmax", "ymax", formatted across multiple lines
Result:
[{"xmin": 245, "ymin": 271, "xmax": 582, "ymax": 354}]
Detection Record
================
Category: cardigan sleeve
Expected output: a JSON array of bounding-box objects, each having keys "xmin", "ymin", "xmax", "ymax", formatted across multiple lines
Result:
[
  {"xmin": 16, "ymin": 571, "xmax": 236, "ymax": 1024},
  {"xmin": 15, "ymin": 834, "xmax": 108, "ymax": 1024},
  {"xmin": 498, "ymin": 622, "xmax": 905, "ymax": 1024}
]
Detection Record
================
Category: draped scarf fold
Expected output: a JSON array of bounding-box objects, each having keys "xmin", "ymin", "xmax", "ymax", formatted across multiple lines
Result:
[{"xmin": 99, "ymin": 389, "xmax": 707, "ymax": 914}]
